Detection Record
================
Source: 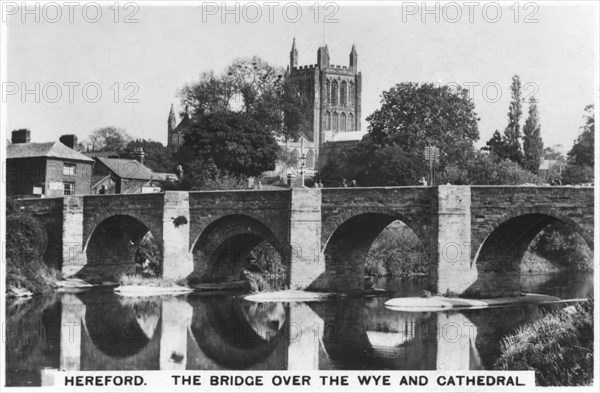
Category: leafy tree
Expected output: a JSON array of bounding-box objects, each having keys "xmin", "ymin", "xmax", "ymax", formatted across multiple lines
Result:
[
  {"xmin": 503, "ymin": 75, "xmax": 524, "ymax": 164},
  {"xmin": 179, "ymin": 56, "xmax": 309, "ymax": 142},
  {"xmin": 321, "ymin": 82, "xmax": 479, "ymax": 186},
  {"xmin": 568, "ymin": 104, "xmax": 594, "ymax": 168},
  {"xmin": 483, "ymin": 130, "xmax": 510, "ymax": 158},
  {"xmin": 83, "ymin": 126, "xmax": 131, "ymax": 152},
  {"xmin": 439, "ymin": 150, "xmax": 541, "ymax": 185},
  {"xmin": 562, "ymin": 105, "xmax": 595, "ymax": 185},
  {"xmin": 183, "ymin": 111, "xmax": 280, "ymax": 177},
  {"xmin": 118, "ymin": 139, "xmax": 176, "ymax": 173},
  {"xmin": 365, "ymin": 82, "xmax": 480, "ymax": 168},
  {"xmin": 176, "ymin": 158, "xmax": 247, "ymax": 191},
  {"xmin": 522, "ymin": 98, "xmax": 544, "ymax": 173}
]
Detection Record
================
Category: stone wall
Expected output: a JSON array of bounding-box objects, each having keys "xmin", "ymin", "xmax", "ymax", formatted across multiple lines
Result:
[
  {"xmin": 320, "ymin": 187, "xmax": 436, "ymax": 291},
  {"xmin": 468, "ymin": 186, "xmax": 594, "ymax": 297},
  {"xmin": 12, "ymin": 186, "xmax": 594, "ymax": 297}
]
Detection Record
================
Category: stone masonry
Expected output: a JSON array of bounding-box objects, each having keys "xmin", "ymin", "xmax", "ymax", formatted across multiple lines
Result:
[{"xmin": 15, "ymin": 186, "xmax": 594, "ymax": 297}]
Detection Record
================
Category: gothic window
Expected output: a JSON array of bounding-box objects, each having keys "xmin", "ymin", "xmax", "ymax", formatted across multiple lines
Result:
[
  {"xmin": 291, "ymin": 148, "xmax": 299, "ymax": 165},
  {"xmin": 333, "ymin": 112, "xmax": 338, "ymax": 131},
  {"xmin": 332, "ymin": 81, "xmax": 338, "ymax": 106},
  {"xmin": 349, "ymin": 82, "xmax": 355, "ymax": 105},
  {"xmin": 348, "ymin": 113, "xmax": 355, "ymax": 131},
  {"xmin": 341, "ymin": 112, "xmax": 347, "ymax": 131},
  {"xmin": 340, "ymin": 81, "xmax": 347, "ymax": 106},
  {"xmin": 306, "ymin": 149, "xmax": 315, "ymax": 169},
  {"xmin": 325, "ymin": 80, "xmax": 331, "ymax": 103},
  {"xmin": 325, "ymin": 111, "xmax": 331, "ymax": 130}
]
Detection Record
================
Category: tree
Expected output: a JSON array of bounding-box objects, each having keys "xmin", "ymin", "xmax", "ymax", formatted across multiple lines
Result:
[
  {"xmin": 183, "ymin": 110, "xmax": 280, "ymax": 177},
  {"xmin": 563, "ymin": 104, "xmax": 595, "ymax": 184},
  {"xmin": 439, "ymin": 150, "xmax": 541, "ymax": 185},
  {"xmin": 365, "ymin": 82, "xmax": 480, "ymax": 168},
  {"xmin": 118, "ymin": 139, "xmax": 176, "ymax": 173},
  {"xmin": 84, "ymin": 126, "xmax": 131, "ymax": 152},
  {"xmin": 179, "ymin": 56, "xmax": 309, "ymax": 142},
  {"xmin": 503, "ymin": 75, "xmax": 524, "ymax": 164},
  {"xmin": 522, "ymin": 98, "xmax": 544, "ymax": 173},
  {"xmin": 567, "ymin": 104, "xmax": 594, "ymax": 168},
  {"xmin": 483, "ymin": 130, "xmax": 510, "ymax": 158}
]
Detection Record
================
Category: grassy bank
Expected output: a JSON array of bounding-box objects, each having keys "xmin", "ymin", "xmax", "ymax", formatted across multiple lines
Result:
[
  {"xmin": 494, "ymin": 299, "xmax": 594, "ymax": 386},
  {"xmin": 6, "ymin": 202, "xmax": 60, "ymax": 296}
]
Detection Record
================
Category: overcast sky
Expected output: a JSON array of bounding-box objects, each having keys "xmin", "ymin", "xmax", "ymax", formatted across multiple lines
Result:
[{"xmin": 4, "ymin": 2, "xmax": 598, "ymax": 151}]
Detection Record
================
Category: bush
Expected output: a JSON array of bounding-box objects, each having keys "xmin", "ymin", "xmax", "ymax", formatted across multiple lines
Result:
[
  {"xmin": 135, "ymin": 233, "xmax": 161, "ymax": 276},
  {"xmin": 495, "ymin": 299, "xmax": 593, "ymax": 386},
  {"xmin": 6, "ymin": 211, "xmax": 60, "ymax": 294},
  {"xmin": 440, "ymin": 151, "xmax": 542, "ymax": 185},
  {"xmin": 525, "ymin": 222, "xmax": 593, "ymax": 272},
  {"xmin": 365, "ymin": 221, "xmax": 429, "ymax": 276}
]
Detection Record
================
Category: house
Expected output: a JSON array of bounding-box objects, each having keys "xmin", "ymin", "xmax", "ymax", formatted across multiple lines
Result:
[
  {"xmin": 6, "ymin": 130, "xmax": 94, "ymax": 198},
  {"xmin": 89, "ymin": 148, "xmax": 177, "ymax": 194}
]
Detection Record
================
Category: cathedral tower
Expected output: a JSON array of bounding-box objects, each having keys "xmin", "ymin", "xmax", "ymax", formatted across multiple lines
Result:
[{"xmin": 286, "ymin": 40, "xmax": 362, "ymax": 149}]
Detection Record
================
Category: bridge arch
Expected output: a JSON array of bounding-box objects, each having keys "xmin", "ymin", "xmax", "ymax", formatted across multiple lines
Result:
[
  {"xmin": 83, "ymin": 214, "xmax": 161, "ymax": 278},
  {"xmin": 76, "ymin": 292, "xmax": 161, "ymax": 368},
  {"xmin": 187, "ymin": 296, "xmax": 287, "ymax": 369},
  {"xmin": 322, "ymin": 208, "xmax": 430, "ymax": 292},
  {"xmin": 471, "ymin": 209, "xmax": 593, "ymax": 297},
  {"xmin": 190, "ymin": 214, "xmax": 286, "ymax": 284}
]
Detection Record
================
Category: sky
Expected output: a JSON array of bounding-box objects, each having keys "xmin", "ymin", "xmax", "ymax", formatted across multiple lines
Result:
[{"xmin": 3, "ymin": 1, "xmax": 598, "ymax": 152}]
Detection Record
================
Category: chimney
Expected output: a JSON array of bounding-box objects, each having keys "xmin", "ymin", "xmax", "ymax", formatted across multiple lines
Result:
[
  {"xmin": 132, "ymin": 147, "xmax": 145, "ymax": 164},
  {"xmin": 59, "ymin": 134, "xmax": 78, "ymax": 149},
  {"xmin": 11, "ymin": 129, "xmax": 31, "ymax": 144}
]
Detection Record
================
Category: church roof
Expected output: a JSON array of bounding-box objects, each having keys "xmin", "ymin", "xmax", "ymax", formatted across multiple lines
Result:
[
  {"xmin": 7, "ymin": 141, "xmax": 95, "ymax": 162},
  {"xmin": 331, "ymin": 131, "xmax": 365, "ymax": 142},
  {"xmin": 173, "ymin": 114, "xmax": 191, "ymax": 134}
]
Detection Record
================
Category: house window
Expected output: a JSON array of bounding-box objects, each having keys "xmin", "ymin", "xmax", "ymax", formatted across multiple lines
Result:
[
  {"xmin": 63, "ymin": 163, "xmax": 76, "ymax": 176},
  {"xmin": 63, "ymin": 182, "xmax": 74, "ymax": 195}
]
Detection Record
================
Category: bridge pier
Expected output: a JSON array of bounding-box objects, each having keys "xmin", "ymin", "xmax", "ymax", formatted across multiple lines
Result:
[
  {"xmin": 432, "ymin": 186, "xmax": 477, "ymax": 295},
  {"xmin": 162, "ymin": 191, "xmax": 193, "ymax": 279},
  {"xmin": 62, "ymin": 196, "xmax": 86, "ymax": 277},
  {"xmin": 288, "ymin": 188, "xmax": 325, "ymax": 290}
]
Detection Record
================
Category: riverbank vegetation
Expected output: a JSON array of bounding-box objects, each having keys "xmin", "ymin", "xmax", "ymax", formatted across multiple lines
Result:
[
  {"xmin": 6, "ymin": 200, "xmax": 60, "ymax": 296},
  {"xmin": 495, "ymin": 299, "xmax": 594, "ymax": 386}
]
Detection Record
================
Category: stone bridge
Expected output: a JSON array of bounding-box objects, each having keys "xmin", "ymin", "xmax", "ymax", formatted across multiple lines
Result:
[{"xmin": 16, "ymin": 186, "xmax": 594, "ymax": 297}]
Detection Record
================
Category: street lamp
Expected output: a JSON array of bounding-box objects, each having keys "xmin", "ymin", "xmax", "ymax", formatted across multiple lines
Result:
[
  {"xmin": 423, "ymin": 145, "xmax": 440, "ymax": 186},
  {"xmin": 299, "ymin": 138, "xmax": 307, "ymax": 188}
]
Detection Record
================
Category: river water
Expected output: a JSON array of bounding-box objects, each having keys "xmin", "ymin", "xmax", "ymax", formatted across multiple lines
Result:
[{"xmin": 5, "ymin": 272, "xmax": 593, "ymax": 387}]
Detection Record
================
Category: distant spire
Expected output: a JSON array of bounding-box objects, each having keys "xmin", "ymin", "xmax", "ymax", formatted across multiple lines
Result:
[
  {"xmin": 317, "ymin": 44, "xmax": 330, "ymax": 70},
  {"xmin": 290, "ymin": 37, "xmax": 298, "ymax": 70},
  {"xmin": 349, "ymin": 43, "xmax": 358, "ymax": 70},
  {"xmin": 168, "ymin": 103, "xmax": 177, "ymax": 133}
]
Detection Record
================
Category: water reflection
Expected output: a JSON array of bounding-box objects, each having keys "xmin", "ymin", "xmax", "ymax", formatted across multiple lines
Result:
[{"xmin": 4, "ymin": 272, "xmax": 593, "ymax": 386}]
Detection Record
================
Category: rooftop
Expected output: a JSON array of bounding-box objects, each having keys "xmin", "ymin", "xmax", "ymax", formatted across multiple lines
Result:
[
  {"xmin": 95, "ymin": 157, "xmax": 154, "ymax": 180},
  {"xmin": 7, "ymin": 141, "xmax": 95, "ymax": 162}
]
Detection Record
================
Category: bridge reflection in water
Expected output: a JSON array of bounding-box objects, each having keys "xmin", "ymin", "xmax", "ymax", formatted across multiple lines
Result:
[{"xmin": 26, "ymin": 291, "xmax": 548, "ymax": 384}]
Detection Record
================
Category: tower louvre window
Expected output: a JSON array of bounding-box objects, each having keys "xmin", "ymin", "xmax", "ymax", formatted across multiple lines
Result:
[
  {"xmin": 341, "ymin": 81, "xmax": 347, "ymax": 106},
  {"xmin": 325, "ymin": 111, "xmax": 331, "ymax": 130},
  {"xmin": 332, "ymin": 81, "xmax": 338, "ymax": 106},
  {"xmin": 348, "ymin": 113, "xmax": 355, "ymax": 131},
  {"xmin": 325, "ymin": 80, "xmax": 331, "ymax": 103},
  {"xmin": 333, "ymin": 112, "xmax": 338, "ymax": 131},
  {"xmin": 341, "ymin": 112, "xmax": 347, "ymax": 131}
]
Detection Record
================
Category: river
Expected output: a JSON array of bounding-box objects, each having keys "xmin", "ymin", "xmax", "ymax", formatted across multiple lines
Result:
[{"xmin": 4, "ymin": 272, "xmax": 593, "ymax": 387}]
